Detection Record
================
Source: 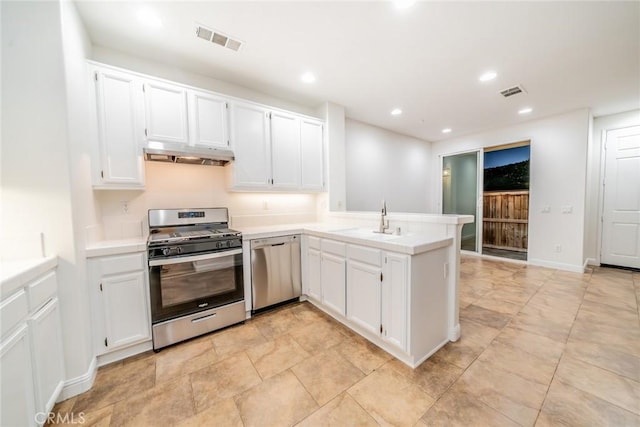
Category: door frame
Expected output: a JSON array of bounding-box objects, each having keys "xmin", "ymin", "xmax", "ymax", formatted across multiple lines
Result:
[
  {"xmin": 439, "ymin": 149, "xmax": 483, "ymax": 253},
  {"xmin": 597, "ymin": 124, "xmax": 640, "ymax": 266}
]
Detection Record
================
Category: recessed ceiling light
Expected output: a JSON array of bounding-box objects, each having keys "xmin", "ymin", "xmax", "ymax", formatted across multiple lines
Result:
[
  {"xmin": 393, "ymin": 0, "xmax": 416, "ymax": 9},
  {"xmin": 442, "ymin": 128, "xmax": 452, "ymax": 134},
  {"xmin": 300, "ymin": 72, "xmax": 316, "ymax": 84},
  {"xmin": 479, "ymin": 71, "xmax": 497, "ymax": 82},
  {"xmin": 518, "ymin": 107, "xmax": 533, "ymax": 115},
  {"xmin": 391, "ymin": 108, "xmax": 402, "ymax": 116},
  {"xmin": 137, "ymin": 9, "xmax": 162, "ymax": 28}
]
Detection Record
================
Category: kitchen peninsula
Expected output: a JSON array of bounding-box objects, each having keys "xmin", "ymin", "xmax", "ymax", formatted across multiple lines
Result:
[{"xmin": 238, "ymin": 213, "xmax": 472, "ymax": 368}]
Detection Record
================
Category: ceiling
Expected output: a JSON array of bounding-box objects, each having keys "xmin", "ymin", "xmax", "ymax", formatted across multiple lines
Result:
[{"xmin": 74, "ymin": 1, "xmax": 640, "ymax": 142}]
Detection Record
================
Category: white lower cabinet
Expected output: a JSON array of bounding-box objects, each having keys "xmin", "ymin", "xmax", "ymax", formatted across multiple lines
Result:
[
  {"xmin": 1, "ymin": 266, "xmax": 64, "ymax": 427},
  {"xmin": 28, "ymin": 298, "xmax": 65, "ymax": 419},
  {"xmin": 320, "ymin": 252, "xmax": 346, "ymax": 315},
  {"xmin": 305, "ymin": 249, "xmax": 322, "ymax": 302},
  {"xmin": 302, "ymin": 235, "xmax": 447, "ymax": 368},
  {"xmin": 381, "ymin": 252, "xmax": 408, "ymax": 351},
  {"xmin": 346, "ymin": 259, "xmax": 381, "ymax": 336},
  {"xmin": 88, "ymin": 252, "xmax": 151, "ymax": 358},
  {"xmin": 1, "ymin": 325, "xmax": 35, "ymax": 427},
  {"xmin": 101, "ymin": 271, "xmax": 149, "ymax": 350},
  {"xmin": 346, "ymin": 245, "xmax": 408, "ymax": 352}
]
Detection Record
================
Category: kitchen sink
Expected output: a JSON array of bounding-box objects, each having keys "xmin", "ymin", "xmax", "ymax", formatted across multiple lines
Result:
[{"xmin": 330, "ymin": 228, "xmax": 402, "ymax": 241}]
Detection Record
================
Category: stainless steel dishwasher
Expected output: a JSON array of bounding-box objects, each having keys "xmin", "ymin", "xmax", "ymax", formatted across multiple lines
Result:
[{"xmin": 250, "ymin": 235, "xmax": 301, "ymax": 311}]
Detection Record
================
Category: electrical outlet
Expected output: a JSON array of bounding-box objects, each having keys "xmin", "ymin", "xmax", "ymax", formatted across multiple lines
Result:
[
  {"xmin": 121, "ymin": 200, "xmax": 129, "ymax": 214},
  {"xmin": 555, "ymin": 244, "xmax": 562, "ymax": 253},
  {"xmin": 541, "ymin": 205, "xmax": 551, "ymax": 213},
  {"xmin": 262, "ymin": 200, "xmax": 268, "ymax": 210},
  {"xmin": 561, "ymin": 206, "xmax": 573, "ymax": 214}
]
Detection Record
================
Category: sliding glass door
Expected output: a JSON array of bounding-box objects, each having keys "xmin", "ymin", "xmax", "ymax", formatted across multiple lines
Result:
[{"xmin": 442, "ymin": 152, "xmax": 479, "ymax": 252}]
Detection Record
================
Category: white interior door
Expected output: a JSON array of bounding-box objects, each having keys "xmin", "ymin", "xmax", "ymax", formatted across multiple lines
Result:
[{"xmin": 601, "ymin": 125, "xmax": 640, "ymax": 268}]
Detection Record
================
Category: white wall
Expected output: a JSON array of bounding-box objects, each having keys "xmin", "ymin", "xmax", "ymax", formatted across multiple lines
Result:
[
  {"xmin": 584, "ymin": 109, "xmax": 640, "ymax": 264},
  {"xmin": 1, "ymin": 0, "xmax": 94, "ymax": 384},
  {"xmin": 345, "ymin": 119, "xmax": 431, "ymax": 213},
  {"xmin": 431, "ymin": 109, "xmax": 590, "ymax": 272}
]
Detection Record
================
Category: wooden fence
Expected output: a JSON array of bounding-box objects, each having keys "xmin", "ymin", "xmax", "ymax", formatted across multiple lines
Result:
[{"xmin": 482, "ymin": 190, "xmax": 529, "ymax": 251}]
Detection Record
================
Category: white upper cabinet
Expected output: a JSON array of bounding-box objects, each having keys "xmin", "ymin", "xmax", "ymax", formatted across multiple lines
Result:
[
  {"xmin": 189, "ymin": 90, "xmax": 228, "ymax": 149},
  {"xmin": 229, "ymin": 102, "xmax": 271, "ymax": 188},
  {"xmin": 270, "ymin": 112, "xmax": 301, "ymax": 188},
  {"xmin": 93, "ymin": 67, "xmax": 145, "ymax": 188},
  {"xmin": 89, "ymin": 61, "xmax": 324, "ymax": 193},
  {"xmin": 300, "ymin": 119, "xmax": 324, "ymax": 190},
  {"xmin": 143, "ymin": 80, "xmax": 189, "ymax": 145},
  {"xmin": 229, "ymin": 102, "xmax": 324, "ymax": 192}
]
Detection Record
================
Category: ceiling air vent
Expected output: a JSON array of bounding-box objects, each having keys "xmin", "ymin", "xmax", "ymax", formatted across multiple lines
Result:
[
  {"xmin": 195, "ymin": 24, "xmax": 243, "ymax": 52},
  {"xmin": 500, "ymin": 85, "xmax": 527, "ymax": 98}
]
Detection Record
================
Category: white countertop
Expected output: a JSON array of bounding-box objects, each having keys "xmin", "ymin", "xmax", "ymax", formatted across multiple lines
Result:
[
  {"xmin": 237, "ymin": 222, "xmax": 453, "ymax": 255},
  {"xmin": 84, "ymin": 216, "xmax": 465, "ymax": 258},
  {"xmin": 1, "ymin": 256, "xmax": 58, "ymax": 299},
  {"xmin": 85, "ymin": 237, "xmax": 147, "ymax": 258}
]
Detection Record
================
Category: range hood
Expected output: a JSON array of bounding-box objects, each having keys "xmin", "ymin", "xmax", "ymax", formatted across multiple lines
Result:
[{"xmin": 143, "ymin": 142, "xmax": 234, "ymax": 166}]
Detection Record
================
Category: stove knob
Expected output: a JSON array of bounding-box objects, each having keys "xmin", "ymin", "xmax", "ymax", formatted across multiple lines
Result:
[
  {"xmin": 177, "ymin": 246, "xmax": 183, "ymax": 254},
  {"xmin": 162, "ymin": 248, "xmax": 170, "ymax": 256}
]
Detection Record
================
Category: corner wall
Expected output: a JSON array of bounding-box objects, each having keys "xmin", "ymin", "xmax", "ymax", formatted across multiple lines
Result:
[
  {"xmin": 1, "ymin": 0, "xmax": 95, "ymax": 387},
  {"xmin": 345, "ymin": 119, "xmax": 431, "ymax": 213},
  {"xmin": 430, "ymin": 109, "xmax": 591, "ymax": 272}
]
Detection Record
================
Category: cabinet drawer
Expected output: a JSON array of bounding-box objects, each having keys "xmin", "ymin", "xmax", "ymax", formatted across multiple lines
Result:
[
  {"xmin": 321, "ymin": 239, "xmax": 346, "ymax": 257},
  {"xmin": 348, "ymin": 245, "xmax": 381, "ymax": 267},
  {"xmin": 1, "ymin": 290, "xmax": 28, "ymax": 338},
  {"xmin": 27, "ymin": 271, "xmax": 57, "ymax": 311},
  {"xmin": 307, "ymin": 236, "xmax": 321, "ymax": 250},
  {"xmin": 100, "ymin": 253, "xmax": 145, "ymax": 275}
]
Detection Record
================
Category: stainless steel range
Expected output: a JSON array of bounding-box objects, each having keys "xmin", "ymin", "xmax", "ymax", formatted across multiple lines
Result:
[{"xmin": 147, "ymin": 208, "xmax": 245, "ymax": 350}]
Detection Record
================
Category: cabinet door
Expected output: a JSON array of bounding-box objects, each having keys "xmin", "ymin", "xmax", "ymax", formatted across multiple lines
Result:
[
  {"xmin": 346, "ymin": 260, "xmax": 381, "ymax": 335},
  {"xmin": 229, "ymin": 103, "xmax": 271, "ymax": 188},
  {"xmin": 94, "ymin": 68, "xmax": 144, "ymax": 186},
  {"xmin": 306, "ymin": 247, "xmax": 322, "ymax": 301},
  {"xmin": 382, "ymin": 253, "xmax": 408, "ymax": 351},
  {"xmin": 270, "ymin": 112, "xmax": 300, "ymax": 188},
  {"xmin": 321, "ymin": 252, "xmax": 346, "ymax": 316},
  {"xmin": 189, "ymin": 90, "xmax": 228, "ymax": 149},
  {"xmin": 101, "ymin": 271, "xmax": 150, "ymax": 351},
  {"xmin": 1, "ymin": 325, "xmax": 36, "ymax": 427},
  {"xmin": 300, "ymin": 119, "xmax": 324, "ymax": 190},
  {"xmin": 29, "ymin": 298, "xmax": 64, "ymax": 415},
  {"xmin": 144, "ymin": 81, "xmax": 189, "ymax": 145}
]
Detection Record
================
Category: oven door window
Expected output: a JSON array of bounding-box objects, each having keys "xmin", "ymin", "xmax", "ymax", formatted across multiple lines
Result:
[
  {"xmin": 161, "ymin": 256, "xmax": 237, "ymax": 306},
  {"xmin": 151, "ymin": 252, "xmax": 244, "ymax": 322}
]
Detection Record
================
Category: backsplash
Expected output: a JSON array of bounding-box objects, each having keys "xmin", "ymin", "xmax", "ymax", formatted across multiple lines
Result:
[{"xmin": 93, "ymin": 161, "xmax": 320, "ymax": 240}]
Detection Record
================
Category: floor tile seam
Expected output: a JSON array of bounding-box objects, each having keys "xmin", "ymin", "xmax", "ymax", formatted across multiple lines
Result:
[
  {"xmin": 342, "ymin": 388, "xmax": 382, "ymax": 426},
  {"xmin": 287, "ymin": 366, "xmax": 326, "ymax": 410},
  {"xmin": 552, "ymin": 374, "xmax": 640, "ymax": 418},
  {"xmin": 243, "ymin": 349, "xmax": 267, "ymax": 383},
  {"xmin": 582, "ymin": 293, "xmax": 640, "ymax": 311},
  {"xmin": 455, "ymin": 358, "xmax": 546, "ymax": 427},
  {"xmin": 561, "ymin": 350, "xmax": 640, "ymax": 387}
]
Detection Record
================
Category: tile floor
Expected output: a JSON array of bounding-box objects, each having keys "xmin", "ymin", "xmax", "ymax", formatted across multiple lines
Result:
[{"xmin": 49, "ymin": 257, "xmax": 640, "ymax": 426}]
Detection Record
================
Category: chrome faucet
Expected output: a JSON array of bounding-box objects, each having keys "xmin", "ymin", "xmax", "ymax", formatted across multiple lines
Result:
[{"xmin": 375, "ymin": 199, "xmax": 391, "ymax": 234}]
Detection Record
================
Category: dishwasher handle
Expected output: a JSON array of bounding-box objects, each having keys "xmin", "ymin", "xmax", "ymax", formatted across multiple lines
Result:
[{"xmin": 250, "ymin": 235, "xmax": 299, "ymax": 250}]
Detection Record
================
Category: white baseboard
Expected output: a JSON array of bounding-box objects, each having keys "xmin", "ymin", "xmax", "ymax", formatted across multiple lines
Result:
[
  {"xmin": 527, "ymin": 258, "xmax": 585, "ymax": 273},
  {"xmin": 96, "ymin": 340, "xmax": 152, "ymax": 367},
  {"xmin": 57, "ymin": 356, "xmax": 97, "ymax": 402},
  {"xmin": 584, "ymin": 257, "xmax": 599, "ymax": 268}
]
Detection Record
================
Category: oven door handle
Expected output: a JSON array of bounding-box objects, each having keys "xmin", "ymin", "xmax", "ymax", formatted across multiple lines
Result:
[{"xmin": 149, "ymin": 248, "xmax": 243, "ymax": 267}]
